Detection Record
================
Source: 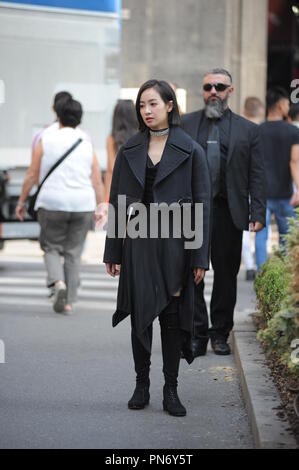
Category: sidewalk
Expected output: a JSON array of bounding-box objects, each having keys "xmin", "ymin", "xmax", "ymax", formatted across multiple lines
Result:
[{"xmin": 233, "ymin": 276, "xmax": 298, "ymax": 449}]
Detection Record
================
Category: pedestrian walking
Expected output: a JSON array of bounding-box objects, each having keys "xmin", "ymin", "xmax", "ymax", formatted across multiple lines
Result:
[
  {"xmin": 255, "ymin": 87, "xmax": 299, "ymax": 272},
  {"xmin": 103, "ymin": 79, "xmax": 211, "ymax": 416},
  {"xmin": 31, "ymin": 91, "xmax": 72, "ymax": 151},
  {"xmin": 241, "ymin": 97, "xmax": 265, "ymax": 281},
  {"xmin": 104, "ymin": 99, "xmax": 138, "ymax": 201},
  {"xmin": 16, "ymin": 97, "xmax": 105, "ymax": 313},
  {"xmin": 182, "ymin": 68, "xmax": 266, "ymax": 357}
]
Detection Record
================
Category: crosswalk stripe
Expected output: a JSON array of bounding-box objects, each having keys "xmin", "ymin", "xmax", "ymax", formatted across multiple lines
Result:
[
  {"xmin": 0, "ymin": 295, "xmax": 212, "ymax": 310},
  {"xmin": 0, "ymin": 271, "xmax": 214, "ymax": 283},
  {"xmin": 0, "ymin": 275, "xmax": 213, "ymax": 286},
  {"xmin": 0, "ymin": 277, "xmax": 119, "ymax": 290},
  {"xmin": 0, "ymin": 296, "xmax": 117, "ymax": 311},
  {"xmin": 0, "ymin": 261, "xmax": 214, "ymax": 310},
  {"xmin": 0, "ymin": 286, "xmax": 117, "ymax": 300}
]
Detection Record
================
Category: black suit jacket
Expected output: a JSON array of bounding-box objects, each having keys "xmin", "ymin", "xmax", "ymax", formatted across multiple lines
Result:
[
  {"xmin": 103, "ymin": 125, "xmax": 211, "ymax": 270},
  {"xmin": 181, "ymin": 109, "xmax": 266, "ymax": 230}
]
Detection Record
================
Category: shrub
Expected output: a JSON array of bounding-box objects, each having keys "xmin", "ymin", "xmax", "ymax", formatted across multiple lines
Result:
[
  {"xmin": 285, "ymin": 210, "xmax": 299, "ymax": 330},
  {"xmin": 254, "ymin": 208, "xmax": 299, "ymax": 375},
  {"xmin": 254, "ymin": 253, "xmax": 290, "ymax": 324},
  {"xmin": 257, "ymin": 310, "xmax": 299, "ymax": 374}
]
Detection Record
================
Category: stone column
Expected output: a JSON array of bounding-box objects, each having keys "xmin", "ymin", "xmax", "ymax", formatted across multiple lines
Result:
[
  {"xmin": 224, "ymin": 0, "xmax": 268, "ymax": 113},
  {"xmin": 239, "ymin": 0, "xmax": 268, "ymax": 112}
]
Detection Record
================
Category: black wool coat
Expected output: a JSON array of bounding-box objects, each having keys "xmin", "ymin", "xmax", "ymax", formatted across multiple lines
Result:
[
  {"xmin": 103, "ymin": 125, "xmax": 211, "ymax": 362},
  {"xmin": 103, "ymin": 125, "xmax": 211, "ymax": 269},
  {"xmin": 181, "ymin": 109, "xmax": 266, "ymax": 229}
]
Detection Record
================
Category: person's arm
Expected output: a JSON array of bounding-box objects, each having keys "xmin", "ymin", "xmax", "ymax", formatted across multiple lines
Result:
[
  {"xmin": 91, "ymin": 152, "xmax": 105, "ymax": 205},
  {"xmin": 91, "ymin": 152, "xmax": 108, "ymax": 230},
  {"xmin": 103, "ymin": 147, "xmax": 123, "ymax": 273},
  {"xmin": 290, "ymin": 144, "xmax": 299, "ymax": 206},
  {"xmin": 104, "ymin": 135, "xmax": 117, "ymax": 201},
  {"xmin": 191, "ymin": 143, "xmax": 212, "ymax": 281},
  {"xmin": 15, "ymin": 140, "xmax": 43, "ymax": 221},
  {"xmin": 248, "ymin": 124, "xmax": 266, "ymax": 231}
]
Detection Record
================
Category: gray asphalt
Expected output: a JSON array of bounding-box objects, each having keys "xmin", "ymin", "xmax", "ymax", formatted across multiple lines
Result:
[{"xmin": 0, "ymin": 261, "xmax": 254, "ymax": 449}]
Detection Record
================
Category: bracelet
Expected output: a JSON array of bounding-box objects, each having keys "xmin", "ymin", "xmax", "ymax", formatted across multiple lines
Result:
[{"xmin": 17, "ymin": 201, "xmax": 26, "ymax": 208}]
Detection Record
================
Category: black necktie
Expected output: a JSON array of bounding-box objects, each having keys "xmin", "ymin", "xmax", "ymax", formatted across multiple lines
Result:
[{"xmin": 207, "ymin": 120, "xmax": 221, "ymax": 198}]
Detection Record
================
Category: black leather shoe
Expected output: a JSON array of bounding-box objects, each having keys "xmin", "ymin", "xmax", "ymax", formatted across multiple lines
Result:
[
  {"xmin": 181, "ymin": 337, "xmax": 208, "ymax": 362},
  {"xmin": 191, "ymin": 338, "xmax": 208, "ymax": 357},
  {"xmin": 163, "ymin": 385, "xmax": 186, "ymax": 417},
  {"xmin": 211, "ymin": 338, "xmax": 231, "ymax": 355},
  {"xmin": 128, "ymin": 385, "xmax": 150, "ymax": 410}
]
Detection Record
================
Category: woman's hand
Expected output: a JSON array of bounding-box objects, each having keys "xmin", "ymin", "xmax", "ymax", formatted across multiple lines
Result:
[
  {"xmin": 15, "ymin": 202, "xmax": 26, "ymax": 221},
  {"xmin": 193, "ymin": 267, "xmax": 205, "ymax": 285},
  {"xmin": 105, "ymin": 262, "xmax": 121, "ymax": 277},
  {"xmin": 249, "ymin": 221, "xmax": 264, "ymax": 232},
  {"xmin": 16, "ymin": 140, "xmax": 42, "ymax": 220},
  {"xmin": 290, "ymin": 190, "xmax": 299, "ymax": 207},
  {"xmin": 94, "ymin": 202, "xmax": 108, "ymax": 230}
]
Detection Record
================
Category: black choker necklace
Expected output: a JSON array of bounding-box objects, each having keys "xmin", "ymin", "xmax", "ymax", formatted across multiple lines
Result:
[{"xmin": 149, "ymin": 128, "xmax": 169, "ymax": 137}]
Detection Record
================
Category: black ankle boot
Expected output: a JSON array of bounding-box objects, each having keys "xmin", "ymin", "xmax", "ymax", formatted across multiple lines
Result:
[
  {"xmin": 163, "ymin": 384, "xmax": 186, "ymax": 416},
  {"xmin": 128, "ymin": 384, "xmax": 150, "ymax": 410}
]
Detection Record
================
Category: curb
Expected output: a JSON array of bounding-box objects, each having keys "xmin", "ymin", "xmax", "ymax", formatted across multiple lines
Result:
[{"xmin": 232, "ymin": 329, "xmax": 298, "ymax": 449}]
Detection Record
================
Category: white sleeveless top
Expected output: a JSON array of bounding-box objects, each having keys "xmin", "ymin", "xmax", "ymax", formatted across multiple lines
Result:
[{"xmin": 35, "ymin": 127, "xmax": 96, "ymax": 212}]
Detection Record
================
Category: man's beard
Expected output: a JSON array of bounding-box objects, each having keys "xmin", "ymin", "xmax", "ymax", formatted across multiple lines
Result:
[{"xmin": 205, "ymin": 97, "xmax": 227, "ymax": 119}]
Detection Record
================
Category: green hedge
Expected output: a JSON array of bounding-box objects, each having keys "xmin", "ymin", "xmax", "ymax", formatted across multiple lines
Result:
[
  {"xmin": 254, "ymin": 254, "xmax": 290, "ymax": 324},
  {"xmin": 254, "ymin": 209, "xmax": 299, "ymax": 375}
]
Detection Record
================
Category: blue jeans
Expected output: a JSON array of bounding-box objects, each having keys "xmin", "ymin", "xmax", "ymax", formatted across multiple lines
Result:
[{"xmin": 255, "ymin": 198, "xmax": 295, "ymax": 272}]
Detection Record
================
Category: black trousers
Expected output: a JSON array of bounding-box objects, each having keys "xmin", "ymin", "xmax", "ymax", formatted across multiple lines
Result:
[
  {"xmin": 131, "ymin": 298, "xmax": 181, "ymax": 387},
  {"xmin": 194, "ymin": 199, "xmax": 243, "ymax": 341}
]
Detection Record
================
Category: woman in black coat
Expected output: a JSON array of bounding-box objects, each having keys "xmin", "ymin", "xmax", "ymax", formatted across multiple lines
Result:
[{"xmin": 104, "ymin": 80, "xmax": 211, "ymax": 416}]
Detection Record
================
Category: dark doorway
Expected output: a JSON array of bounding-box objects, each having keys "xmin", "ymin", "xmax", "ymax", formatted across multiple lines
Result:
[{"xmin": 268, "ymin": 0, "xmax": 299, "ymax": 90}]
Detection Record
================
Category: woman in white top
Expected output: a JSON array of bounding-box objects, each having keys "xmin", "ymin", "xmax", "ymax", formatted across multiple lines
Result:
[{"xmin": 16, "ymin": 98, "xmax": 105, "ymax": 313}]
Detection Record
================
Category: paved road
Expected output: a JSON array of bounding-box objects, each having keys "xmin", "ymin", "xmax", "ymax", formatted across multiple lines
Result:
[{"xmin": 0, "ymin": 260, "xmax": 254, "ymax": 449}]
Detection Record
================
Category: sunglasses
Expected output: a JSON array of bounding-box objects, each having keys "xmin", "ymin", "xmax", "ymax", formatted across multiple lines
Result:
[{"xmin": 203, "ymin": 83, "xmax": 231, "ymax": 92}]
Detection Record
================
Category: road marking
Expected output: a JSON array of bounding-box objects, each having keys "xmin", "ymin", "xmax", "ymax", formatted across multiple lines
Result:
[
  {"xmin": 0, "ymin": 296, "xmax": 117, "ymax": 311},
  {"xmin": 0, "ymin": 277, "xmax": 119, "ymax": 289},
  {"xmin": 0, "ymin": 262, "xmax": 214, "ymax": 312},
  {"xmin": 0, "ymin": 340, "xmax": 5, "ymax": 363}
]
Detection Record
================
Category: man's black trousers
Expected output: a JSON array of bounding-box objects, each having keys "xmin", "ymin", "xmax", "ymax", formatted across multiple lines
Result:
[{"xmin": 194, "ymin": 199, "xmax": 243, "ymax": 342}]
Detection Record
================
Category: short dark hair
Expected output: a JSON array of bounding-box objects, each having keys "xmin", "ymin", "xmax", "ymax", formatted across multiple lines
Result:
[
  {"xmin": 244, "ymin": 97, "xmax": 264, "ymax": 117},
  {"xmin": 56, "ymin": 98, "xmax": 82, "ymax": 128},
  {"xmin": 289, "ymin": 103, "xmax": 299, "ymax": 121},
  {"xmin": 135, "ymin": 79, "xmax": 181, "ymax": 131},
  {"xmin": 204, "ymin": 68, "xmax": 233, "ymax": 84},
  {"xmin": 53, "ymin": 91, "xmax": 72, "ymax": 114},
  {"xmin": 266, "ymin": 86, "xmax": 289, "ymax": 111}
]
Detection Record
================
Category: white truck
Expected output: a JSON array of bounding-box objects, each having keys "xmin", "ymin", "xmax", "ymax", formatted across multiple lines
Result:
[{"xmin": 0, "ymin": 0, "xmax": 121, "ymax": 248}]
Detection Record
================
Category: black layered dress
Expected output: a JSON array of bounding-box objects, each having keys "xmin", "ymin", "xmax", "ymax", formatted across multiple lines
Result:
[{"xmin": 103, "ymin": 126, "xmax": 211, "ymax": 363}]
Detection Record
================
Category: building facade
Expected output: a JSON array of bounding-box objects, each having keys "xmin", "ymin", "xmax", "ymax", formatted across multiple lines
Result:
[{"xmin": 122, "ymin": 0, "xmax": 268, "ymax": 113}]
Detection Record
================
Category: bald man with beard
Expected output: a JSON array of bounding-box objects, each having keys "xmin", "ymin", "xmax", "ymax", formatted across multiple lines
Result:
[{"xmin": 182, "ymin": 68, "xmax": 266, "ymax": 357}]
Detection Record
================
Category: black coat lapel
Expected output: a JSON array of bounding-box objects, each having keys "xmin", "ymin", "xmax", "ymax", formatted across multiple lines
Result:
[
  {"xmin": 182, "ymin": 110, "xmax": 204, "ymax": 141},
  {"xmin": 122, "ymin": 132, "xmax": 148, "ymax": 188},
  {"xmin": 122, "ymin": 127, "xmax": 192, "ymax": 188},
  {"xmin": 154, "ymin": 127, "xmax": 192, "ymax": 187}
]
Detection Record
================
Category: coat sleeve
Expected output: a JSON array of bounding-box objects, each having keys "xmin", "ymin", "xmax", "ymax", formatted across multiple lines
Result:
[
  {"xmin": 248, "ymin": 124, "xmax": 266, "ymax": 226},
  {"xmin": 103, "ymin": 147, "xmax": 124, "ymax": 264},
  {"xmin": 190, "ymin": 144, "xmax": 212, "ymax": 270}
]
